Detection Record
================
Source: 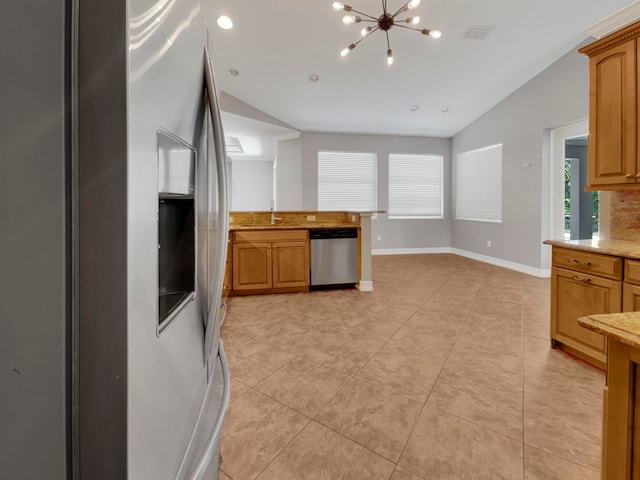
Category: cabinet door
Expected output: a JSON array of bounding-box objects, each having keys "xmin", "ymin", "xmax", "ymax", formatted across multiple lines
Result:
[
  {"xmin": 272, "ymin": 241, "xmax": 309, "ymax": 288},
  {"xmin": 232, "ymin": 243, "xmax": 272, "ymax": 290},
  {"xmin": 623, "ymin": 283, "xmax": 640, "ymax": 312},
  {"xmin": 587, "ymin": 39, "xmax": 637, "ymax": 187},
  {"xmin": 551, "ymin": 267, "xmax": 622, "ymax": 365}
]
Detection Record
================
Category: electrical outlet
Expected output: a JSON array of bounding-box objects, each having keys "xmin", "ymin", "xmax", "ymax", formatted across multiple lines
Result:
[
  {"xmin": 377, "ymin": 235, "xmax": 382, "ymax": 241},
  {"xmin": 307, "ymin": 215, "xmax": 316, "ymax": 221},
  {"xmin": 487, "ymin": 240, "xmax": 492, "ymax": 247},
  {"xmin": 351, "ymin": 215, "xmax": 356, "ymax": 222}
]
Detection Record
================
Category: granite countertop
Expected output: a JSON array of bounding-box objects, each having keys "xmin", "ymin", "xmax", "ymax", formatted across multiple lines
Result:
[
  {"xmin": 579, "ymin": 312, "xmax": 640, "ymax": 349},
  {"xmin": 544, "ymin": 238, "xmax": 640, "ymax": 260},
  {"xmin": 229, "ymin": 223, "xmax": 359, "ymax": 231}
]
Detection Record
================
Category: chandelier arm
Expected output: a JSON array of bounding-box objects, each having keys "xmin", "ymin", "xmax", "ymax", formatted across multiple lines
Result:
[
  {"xmin": 394, "ymin": 23, "xmax": 425, "ymax": 32},
  {"xmin": 382, "ymin": 0, "xmax": 387, "ymax": 14},
  {"xmin": 390, "ymin": 1, "xmax": 411, "ymax": 18},
  {"xmin": 348, "ymin": 8, "xmax": 378, "ymax": 20},
  {"xmin": 386, "ymin": 31, "xmax": 391, "ymax": 50},
  {"xmin": 353, "ymin": 27, "xmax": 380, "ymax": 48}
]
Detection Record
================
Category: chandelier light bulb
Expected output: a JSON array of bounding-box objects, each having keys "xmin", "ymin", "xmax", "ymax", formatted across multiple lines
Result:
[
  {"xmin": 333, "ymin": 1, "xmax": 344, "ymax": 9},
  {"xmin": 343, "ymin": 14, "xmax": 356, "ymax": 24},
  {"xmin": 341, "ymin": 43, "xmax": 356, "ymax": 57},
  {"xmin": 361, "ymin": 26, "xmax": 372, "ymax": 36},
  {"xmin": 406, "ymin": 16, "xmax": 420, "ymax": 24},
  {"xmin": 387, "ymin": 49, "xmax": 394, "ymax": 65},
  {"xmin": 407, "ymin": 0, "xmax": 421, "ymax": 9},
  {"xmin": 421, "ymin": 28, "xmax": 441, "ymax": 38}
]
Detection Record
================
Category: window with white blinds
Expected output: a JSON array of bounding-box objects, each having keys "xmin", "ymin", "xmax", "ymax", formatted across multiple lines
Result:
[
  {"xmin": 388, "ymin": 153, "xmax": 443, "ymax": 219},
  {"xmin": 317, "ymin": 150, "xmax": 377, "ymax": 211},
  {"xmin": 455, "ymin": 143, "xmax": 502, "ymax": 223}
]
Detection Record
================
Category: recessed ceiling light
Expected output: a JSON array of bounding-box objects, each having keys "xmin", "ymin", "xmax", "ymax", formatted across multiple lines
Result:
[
  {"xmin": 217, "ymin": 15, "xmax": 233, "ymax": 30},
  {"xmin": 226, "ymin": 68, "xmax": 240, "ymax": 77},
  {"xmin": 441, "ymin": 107, "xmax": 449, "ymax": 113},
  {"xmin": 410, "ymin": 105, "xmax": 420, "ymax": 111},
  {"xmin": 308, "ymin": 74, "xmax": 320, "ymax": 83}
]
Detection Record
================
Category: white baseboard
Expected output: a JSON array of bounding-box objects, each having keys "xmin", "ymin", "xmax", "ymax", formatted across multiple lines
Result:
[
  {"xmin": 372, "ymin": 247, "xmax": 452, "ymax": 255},
  {"xmin": 358, "ymin": 281, "xmax": 373, "ymax": 292},
  {"xmin": 371, "ymin": 247, "xmax": 551, "ymax": 278},
  {"xmin": 451, "ymin": 248, "xmax": 550, "ymax": 278}
]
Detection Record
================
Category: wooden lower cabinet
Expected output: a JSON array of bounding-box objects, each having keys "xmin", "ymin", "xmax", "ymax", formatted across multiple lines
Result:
[
  {"xmin": 551, "ymin": 266, "xmax": 621, "ymax": 367},
  {"xmin": 600, "ymin": 339, "xmax": 640, "ymax": 479},
  {"xmin": 231, "ymin": 229, "xmax": 309, "ymax": 294},
  {"xmin": 232, "ymin": 242, "xmax": 272, "ymax": 291},
  {"xmin": 624, "ymin": 283, "xmax": 640, "ymax": 312},
  {"xmin": 272, "ymin": 241, "xmax": 309, "ymax": 288},
  {"xmin": 550, "ymin": 247, "xmax": 624, "ymax": 368}
]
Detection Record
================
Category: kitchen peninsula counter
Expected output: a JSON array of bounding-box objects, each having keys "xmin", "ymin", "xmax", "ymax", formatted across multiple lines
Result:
[
  {"xmin": 229, "ymin": 210, "xmax": 363, "ymax": 230},
  {"xmin": 226, "ymin": 211, "xmax": 381, "ymax": 295},
  {"xmin": 229, "ymin": 223, "xmax": 357, "ymax": 230},
  {"xmin": 579, "ymin": 311, "xmax": 640, "ymax": 479},
  {"xmin": 543, "ymin": 238, "xmax": 640, "ymax": 260}
]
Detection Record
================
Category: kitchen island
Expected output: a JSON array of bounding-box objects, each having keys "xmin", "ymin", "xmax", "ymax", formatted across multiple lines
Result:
[{"xmin": 579, "ymin": 311, "xmax": 640, "ymax": 479}]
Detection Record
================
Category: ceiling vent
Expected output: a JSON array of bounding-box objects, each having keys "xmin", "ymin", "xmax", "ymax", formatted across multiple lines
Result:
[
  {"xmin": 462, "ymin": 25, "xmax": 495, "ymax": 40},
  {"xmin": 225, "ymin": 136, "xmax": 244, "ymax": 154}
]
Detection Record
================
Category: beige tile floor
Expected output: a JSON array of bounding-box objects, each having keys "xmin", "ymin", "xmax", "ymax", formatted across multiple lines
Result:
[{"xmin": 219, "ymin": 254, "xmax": 604, "ymax": 480}]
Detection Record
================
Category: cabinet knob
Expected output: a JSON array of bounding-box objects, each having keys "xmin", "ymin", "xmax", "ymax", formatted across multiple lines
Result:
[
  {"xmin": 626, "ymin": 173, "xmax": 634, "ymax": 180},
  {"xmin": 636, "ymin": 173, "xmax": 640, "ymax": 179}
]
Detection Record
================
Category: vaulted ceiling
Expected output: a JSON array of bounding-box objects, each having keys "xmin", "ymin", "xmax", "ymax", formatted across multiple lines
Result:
[{"xmin": 210, "ymin": 0, "xmax": 638, "ymax": 138}]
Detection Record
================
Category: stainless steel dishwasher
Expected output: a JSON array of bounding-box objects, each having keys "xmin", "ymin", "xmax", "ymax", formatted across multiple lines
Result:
[{"xmin": 310, "ymin": 228, "xmax": 358, "ymax": 287}]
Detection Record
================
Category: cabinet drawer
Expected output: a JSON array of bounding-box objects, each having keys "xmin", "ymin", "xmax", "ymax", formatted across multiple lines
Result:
[
  {"xmin": 553, "ymin": 248, "xmax": 622, "ymax": 280},
  {"xmin": 233, "ymin": 229, "xmax": 308, "ymax": 244},
  {"xmin": 625, "ymin": 259, "xmax": 640, "ymax": 285}
]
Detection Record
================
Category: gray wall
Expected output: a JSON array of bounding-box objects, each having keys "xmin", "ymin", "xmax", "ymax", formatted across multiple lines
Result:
[
  {"xmin": 301, "ymin": 132, "xmax": 451, "ymax": 250},
  {"xmin": 451, "ymin": 46, "xmax": 590, "ymax": 270},
  {"xmin": 276, "ymin": 137, "xmax": 303, "ymax": 210},
  {"xmin": 220, "ymin": 92, "xmax": 295, "ymax": 130},
  {"xmin": 0, "ymin": 0, "xmax": 69, "ymax": 478},
  {"xmin": 231, "ymin": 160, "xmax": 274, "ymax": 210}
]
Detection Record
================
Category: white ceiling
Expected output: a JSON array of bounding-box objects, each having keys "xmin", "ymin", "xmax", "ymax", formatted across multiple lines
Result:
[{"xmin": 210, "ymin": 0, "xmax": 639, "ymax": 138}]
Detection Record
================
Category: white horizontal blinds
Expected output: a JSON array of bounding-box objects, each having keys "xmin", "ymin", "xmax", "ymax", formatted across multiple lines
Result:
[
  {"xmin": 317, "ymin": 150, "xmax": 377, "ymax": 211},
  {"xmin": 388, "ymin": 154, "xmax": 443, "ymax": 218},
  {"xmin": 456, "ymin": 143, "xmax": 502, "ymax": 222}
]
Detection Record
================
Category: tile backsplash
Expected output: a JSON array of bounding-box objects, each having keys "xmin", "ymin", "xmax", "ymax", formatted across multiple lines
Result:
[{"xmin": 610, "ymin": 191, "xmax": 640, "ymax": 241}]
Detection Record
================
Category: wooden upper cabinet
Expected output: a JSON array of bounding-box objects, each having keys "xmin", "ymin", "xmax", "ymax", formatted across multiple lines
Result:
[
  {"xmin": 580, "ymin": 21, "xmax": 640, "ymax": 189},
  {"xmin": 589, "ymin": 41, "xmax": 636, "ymax": 186}
]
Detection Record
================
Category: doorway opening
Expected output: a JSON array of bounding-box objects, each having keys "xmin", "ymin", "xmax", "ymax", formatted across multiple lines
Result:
[
  {"xmin": 550, "ymin": 121, "xmax": 608, "ymax": 241},
  {"xmin": 564, "ymin": 136, "xmax": 599, "ymax": 240}
]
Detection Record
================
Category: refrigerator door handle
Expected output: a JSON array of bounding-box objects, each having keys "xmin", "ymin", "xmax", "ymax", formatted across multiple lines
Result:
[
  {"xmin": 174, "ymin": 341, "xmax": 231, "ymax": 480},
  {"xmin": 203, "ymin": 47, "xmax": 229, "ymax": 367}
]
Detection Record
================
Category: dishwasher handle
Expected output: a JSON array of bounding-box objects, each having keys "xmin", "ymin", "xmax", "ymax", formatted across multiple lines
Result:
[{"xmin": 310, "ymin": 228, "xmax": 358, "ymax": 239}]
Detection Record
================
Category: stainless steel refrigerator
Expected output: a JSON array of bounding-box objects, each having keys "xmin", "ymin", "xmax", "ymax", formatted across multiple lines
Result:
[{"xmin": 1, "ymin": 1, "xmax": 230, "ymax": 478}]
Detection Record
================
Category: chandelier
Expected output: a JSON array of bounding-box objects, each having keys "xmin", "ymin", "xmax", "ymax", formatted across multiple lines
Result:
[{"xmin": 333, "ymin": 0, "xmax": 441, "ymax": 65}]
